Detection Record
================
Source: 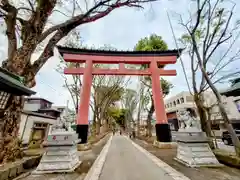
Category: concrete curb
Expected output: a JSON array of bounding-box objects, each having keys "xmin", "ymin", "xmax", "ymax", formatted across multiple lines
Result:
[
  {"xmin": 125, "ymin": 137, "xmax": 191, "ymax": 180},
  {"xmin": 83, "ymin": 135, "xmax": 113, "ymax": 180}
]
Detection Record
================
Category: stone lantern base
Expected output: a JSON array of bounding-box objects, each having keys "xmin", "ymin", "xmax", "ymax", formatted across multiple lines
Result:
[
  {"xmin": 174, "ymin": 132, "xmax": 223, "ymax": 167},
  {"xmin": 33, "ymin": 129, "xmax": 81, "ymax": 174}
]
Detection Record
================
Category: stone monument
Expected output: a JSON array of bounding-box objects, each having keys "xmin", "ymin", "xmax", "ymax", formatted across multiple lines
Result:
[
  {"xmin": 33, "ymin": 122, "xmax": 81, "ymax": 174},
  {"xmin": 174, "ymin": 109, "xmax": 222, "ymax": 167}
]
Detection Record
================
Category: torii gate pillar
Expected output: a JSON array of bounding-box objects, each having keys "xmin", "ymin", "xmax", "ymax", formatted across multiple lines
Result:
[
  {"xmin": 76, "ymin": 60, "xmax": 93, "ymax": 143},
  {"xmin": 151, "ymin": 61, "xmax": 171, "ymax": 142}
]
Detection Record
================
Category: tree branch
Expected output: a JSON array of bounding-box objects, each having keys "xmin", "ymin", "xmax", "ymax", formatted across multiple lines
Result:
[
  {"xmin": 191, "ymin": 0, "xmax": 208, "ymax": 34},
  {"xmin": 1, "ymin": 0, "xmax": 17, "ymax": 61},
  {"xmin": 27, "ymin": 0, "xmax": 35, "ymax": 12},
  {"xmin": 206, "ymin": 5, "xmax": 234, "ymax": 61},
  {"xmin": 21, "ymin": 0, "xmax": 57, "ymax": 43},
  {"xmin": 32, "ymin": 0, "xmax": 156, "ymax": 75},
  {"xmin": 38, "ymin": 0, "xmax": 155, "ymax": 44}
]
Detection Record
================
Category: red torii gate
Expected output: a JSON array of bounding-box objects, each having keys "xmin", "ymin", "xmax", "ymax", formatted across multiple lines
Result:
[{"xmin": 58, "ymin": 46, "xmax": 181, "ymax": 144}]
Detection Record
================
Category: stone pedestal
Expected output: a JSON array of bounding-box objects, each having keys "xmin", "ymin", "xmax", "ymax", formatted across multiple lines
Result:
[
  {"xmin": 33, "ymin": 129, "xmax": 81, "ymax": 174},
  {"xmin": 174, "ymin": 131, "xmax": 222, "ymax": 167},
  {"xmin": 153, "ymin": 140, "xmax": 177, "ymax": 149}
]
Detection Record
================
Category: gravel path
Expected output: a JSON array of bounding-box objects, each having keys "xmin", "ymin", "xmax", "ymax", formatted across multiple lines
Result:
[{"xmin": 99, "ymin": 135, "xmax": 175, "ymax": 180}]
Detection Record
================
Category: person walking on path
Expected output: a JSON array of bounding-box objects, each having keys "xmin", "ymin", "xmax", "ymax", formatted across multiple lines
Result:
[{"xmin": 132, "ymin": 130, "xmax": 136, "ymax": 139}]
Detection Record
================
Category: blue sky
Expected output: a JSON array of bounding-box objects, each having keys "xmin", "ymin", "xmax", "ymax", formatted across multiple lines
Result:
[{"xmin": 0, "ymin": 0, "xmax": 239, "ymax": 111}]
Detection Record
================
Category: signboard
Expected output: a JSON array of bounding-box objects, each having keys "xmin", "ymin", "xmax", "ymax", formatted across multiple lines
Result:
[{"xmin": 48, "ymin": 135, "xmax": 69, "ymax": 142}]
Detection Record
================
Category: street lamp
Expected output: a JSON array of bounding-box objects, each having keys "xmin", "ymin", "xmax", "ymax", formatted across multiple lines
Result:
[{"xmin": 0, "ymin": 91, "xmax": 10, "ymax": 109}]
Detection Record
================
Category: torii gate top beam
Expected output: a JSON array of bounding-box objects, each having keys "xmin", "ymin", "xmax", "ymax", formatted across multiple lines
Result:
[{"xmin": 58, "ymin": 46, "xmax": 182, "ymax": 65}]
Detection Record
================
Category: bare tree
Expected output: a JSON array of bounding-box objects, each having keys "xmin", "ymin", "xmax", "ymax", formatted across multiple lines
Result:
[
  {"xmin": 178, "ymin": 0, "xmax": 240, "ymax": 155},
  {"xmin": 0, "ymin": 0, "xmax": 157, "ymax": 163},
  {"xmin": 136, "ymin": 77, "xmax": 150, "ymax": 136},
  {"xmin": 56, "ymin": 30, "xmax": 82, "ymax": 111},
  {"xmin": 91, "ymin": 72, "xmax": 126, "ymax": 135},
  {"xmin": 122, "ymin": 88, "xmax": 138, "ymax": 132}
]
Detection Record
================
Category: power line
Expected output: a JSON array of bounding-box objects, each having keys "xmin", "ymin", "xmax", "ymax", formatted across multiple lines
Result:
[
  {"xmin": 165, "ymin": 10, "xmax": 192, "ymax": 93},
  {"xmin": 36, "ymin": 73, "xmax": 68, "ymax": 98}
]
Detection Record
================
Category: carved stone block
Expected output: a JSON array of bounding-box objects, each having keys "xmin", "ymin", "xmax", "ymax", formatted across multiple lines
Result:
[
  {"xmin": 33, "ymin": 129, "xmax": 81, "ymax": 174},
  {"xmin": 174, "ymin": 132, "xmax": 223, "ymax": 167}
]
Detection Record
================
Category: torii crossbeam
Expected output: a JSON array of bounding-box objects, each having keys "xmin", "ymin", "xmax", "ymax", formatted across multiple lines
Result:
[{"xmin": 58, "ymin": 46, "xmax": 182, "ymax": 144}]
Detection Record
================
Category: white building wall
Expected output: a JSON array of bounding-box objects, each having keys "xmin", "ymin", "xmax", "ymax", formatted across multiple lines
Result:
[
  {"xmin": 23, "ymin": 103, "xmax": 41, "ymax": 112},
  {"xmin": 164, "ymin": 91, "xmax": 196, "ymax": 114},
  {"xmin": 19, "ymin": 114, "xmax": 28, "ymax": 140},
  {"xmin": 203, "ymin": 91, "xmax": 240, "ymax": 120},
  {"xmin": 165, "ymin": 91, "xmax": 240, "ymax": 122},
  {"xmin": 19, "ymin": 113, "xmax": 57, "ymax": 144}
]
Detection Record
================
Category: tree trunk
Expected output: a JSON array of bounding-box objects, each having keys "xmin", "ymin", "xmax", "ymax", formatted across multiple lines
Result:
[
  {"xmin": 91, "ymin": 113, "xmax": 97, "ymax": 137},
  {"xmin": 136, "ymin": 101, "xmax": 141, "ymax": 137},
  {"xmin": 96, "ymin": 118, "xmax": 101, "ymax": 135},
  {"xmin": 103, "ymin": 119, "xmax": 108, "ymax": 132},
  {"xmin": 146, "ymin": 102, "xmax": 154, "ymax": 137},
  {"xmin": 194, "ymin": 94, "xmax": 212, "ymax": 136},
  {"xmin": 0, "ymin": 95, "xmax": 24, "ymax": 163},
  {"xmin": 194, "ymin": 93, "xmax": 215, "ymax": 149},
  {"xmin": 196, "ymin": 57, "xmax": 240, "ymax": 156}
]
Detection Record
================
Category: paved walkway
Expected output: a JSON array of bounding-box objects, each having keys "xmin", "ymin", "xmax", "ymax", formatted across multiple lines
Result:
[{"xmin": 99, "ymin": 135, "xmax": 175, "ymax": 180}]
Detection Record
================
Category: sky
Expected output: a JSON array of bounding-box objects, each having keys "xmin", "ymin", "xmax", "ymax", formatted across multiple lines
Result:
[{"xmin": 0, "ymin": 0, "xmax": 239, "ymax": 114}]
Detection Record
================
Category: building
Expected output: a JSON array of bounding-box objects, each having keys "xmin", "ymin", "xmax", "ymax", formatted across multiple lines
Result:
[
  {"xmin": 19, "ymin": 111, "xmax": 56, "ymax": 147},
  {"xmin": 20, "ymin": 97, "xmax": 63, "ymax": 148},
  {"xmin": 164, "ymin": 91, "xmax": 240, "ymax": 133},
  {"xmin": 24, "ymin": 97, "xmax": 61, "ymax": 118},
  {"xmin": 203, "ymin": 91, "xmax": 240, "ymax": 131}
]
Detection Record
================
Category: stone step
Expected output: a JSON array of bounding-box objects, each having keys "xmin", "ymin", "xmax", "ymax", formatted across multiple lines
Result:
[
  {"xmin": 46, "ymin": 149, "xmax": 77, "ymax": 156},
  {"xmin": 178, "ymin": 150, "xmax": 214, "ymax": 157},
  {"xmin": 36, "ymin": 160, "xmax": 80, "ymax": 171},
  {"xmin": 41, "ymin": 154, "xmax": 78, "ymax": 162},
  {"xmin": 47, "ymin": 144, "xmax": 77, "ymax": 151}
]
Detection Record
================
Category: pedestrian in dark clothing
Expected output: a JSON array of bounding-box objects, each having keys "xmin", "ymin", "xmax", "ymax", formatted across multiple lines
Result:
[{"xmin": 132, "ymin": 130, "xmax": 136, "ymax": 138}]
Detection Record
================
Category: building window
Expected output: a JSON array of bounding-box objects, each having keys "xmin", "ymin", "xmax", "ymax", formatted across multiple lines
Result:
[
  {"xmin": 0, "ymin": 91, "xmax": 10, "ymax": 109},
  {"xmin": 180, "ymin": 97, "xmax": 184, "ymax": 103},
  {"xmin": 211, "ymin": 123, "xmax": 220, "ymax": 130},
  {"xmin": 170, "ymin": 103, "xmax": 172, "ymax": 107},
  {"xmin": 173, "ymin": 101, "xmax": 176, "ymax": 106},
  {"xmin": 177, "ymin": 99, "xmax": 180, "ymax": 104},
  {"xmin": 27, "ymin": 100, "xmax": 40, "ymax": 104}
]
